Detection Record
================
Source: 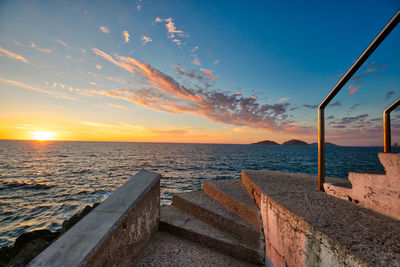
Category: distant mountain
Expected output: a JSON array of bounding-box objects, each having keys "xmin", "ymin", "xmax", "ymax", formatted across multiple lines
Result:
[
  {"xmin": 282, "ymin": 139, "xmax": 309, "ymax": 146},
  {"xmin": 309, "ymin": 142, "xmax": 339, "ymax": 146},
  {"xmin": 251, "ymin": 140, "xmax": 280, "ymax": 145}
]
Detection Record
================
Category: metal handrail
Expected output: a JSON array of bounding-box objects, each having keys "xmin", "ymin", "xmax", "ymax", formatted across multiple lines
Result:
[
  {"xmin": 384, "ymin": 97, "xmax": 400, "ymax": 152},
  {"xmin": 318, "ymin": 10, "xmax": 400, "ymax": 191}
]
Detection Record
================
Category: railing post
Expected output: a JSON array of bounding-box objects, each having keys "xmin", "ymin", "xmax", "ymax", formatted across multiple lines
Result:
[
  {"xmin": 384, "ymin": 111, "xmax": 391, "ymax": 153},
  {"xmin": 318, "ymin": 107, "xmax": 325, "ymax": 191},
  {"xmin": 384, "ymin": 97, "xmax": 400, "ymax": 153}
]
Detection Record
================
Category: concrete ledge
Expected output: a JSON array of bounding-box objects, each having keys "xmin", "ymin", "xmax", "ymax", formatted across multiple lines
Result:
[
  {"xmin": 242, "ymin": 170, "xmax": 400, "ymax": 267},
  {"xmin": 30, "ymin": 170, "xmax": 161, "ymax": 267}
]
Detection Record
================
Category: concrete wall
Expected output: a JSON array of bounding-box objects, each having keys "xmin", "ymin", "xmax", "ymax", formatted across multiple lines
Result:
[
  {"xmin": 29, "ymin": 170, "xmax": 160, "ymax": 267},
  {"xmin": 260, "ymin": 195, "xmax": 368, "ymax": 267}
]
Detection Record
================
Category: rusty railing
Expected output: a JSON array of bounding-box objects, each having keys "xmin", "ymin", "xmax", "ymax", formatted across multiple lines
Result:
[
  {"xmin": 318, "ymin": 10, "xmax": 400, "ymax": 191},
  {"xmin": 384, "ymin": 97, "xmax": 400, "ymax": 153}
]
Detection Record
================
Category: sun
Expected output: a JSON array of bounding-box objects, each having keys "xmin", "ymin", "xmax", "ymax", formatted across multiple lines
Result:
[{"xmin": 31, "ymin": 131, "xmax": 56, "ymax": 141}]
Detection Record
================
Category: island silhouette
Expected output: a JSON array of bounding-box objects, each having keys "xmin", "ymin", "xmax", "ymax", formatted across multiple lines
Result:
[{"xmin": 251, "ymin": 139, "xmax": 338, "ymax": 146}]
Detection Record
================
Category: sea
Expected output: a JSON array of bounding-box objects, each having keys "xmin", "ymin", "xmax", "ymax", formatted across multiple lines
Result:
[{"xmin": 0, "ymin": 140, "xmax": 398, "ymax": 247}]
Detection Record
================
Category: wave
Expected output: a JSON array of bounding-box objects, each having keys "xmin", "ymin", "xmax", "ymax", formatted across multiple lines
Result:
[{"xmin": 1, "ymin": 180, "xmax": 54, "ymax": 190}]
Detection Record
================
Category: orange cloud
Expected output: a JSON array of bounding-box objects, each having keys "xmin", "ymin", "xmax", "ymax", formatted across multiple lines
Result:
[
  {"xmin": 0, "ymin": 46, "xmax": 28, "ymax": 63},
  {"xmin": 99, "ymin": 26, "xmax": 110, "ymax": 34},
  {"xmin": 122, "ymin": 30, "xmax": 130, "ymax": 43},
  {"xmin": 142, "ymin": 36, "xmax": 152, "ymax": 45},
  {"xmin": 348, "ymin": 84, "xmax": 360, "ymax": 95},
  {"xmin": 91, "ymin": 48, "xmax": 311, "ymax": 134},
  {"xmin": 108, "ymin": 103, "xmax": 127, "ymax": 109}
]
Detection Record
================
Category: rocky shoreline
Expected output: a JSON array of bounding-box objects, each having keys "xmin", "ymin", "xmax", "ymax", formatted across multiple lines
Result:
[{"xmin": 0, "ymin": 203, "xmax": 99, "ymax": 267}]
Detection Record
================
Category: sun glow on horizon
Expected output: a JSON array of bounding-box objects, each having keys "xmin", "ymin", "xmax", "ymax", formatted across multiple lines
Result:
[{"xmin": 30, "ymin": 131, "xmax": 56, "ymax": 141}]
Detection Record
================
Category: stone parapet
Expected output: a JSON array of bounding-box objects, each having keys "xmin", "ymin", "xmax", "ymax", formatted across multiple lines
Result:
[{"xmin": 29, "ymin": 170, "xmax": 161, "ymax": 267}]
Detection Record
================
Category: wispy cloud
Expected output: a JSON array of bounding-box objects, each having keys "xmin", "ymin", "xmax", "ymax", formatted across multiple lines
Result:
[
  {"xmin": 329, "ymin": 113, "xmax": 368, "ymax": 129},
  {"xmin": 30, "ymin": 42, "xmax": 52, "ymax": 53},
  {"xmin": 55, "ymin": 39, "xmax": 69, "ymax": 48},
  {"xmin": 191, "ymin": 46, "xmax": 199, "ymax": 52},
  {"xmin": 385, "ymin": 90, "xmax": 394, "ymax": 100},
  {"xmin": 329, "ymin": 101, "xmax": 341, "ymax": 107},
  {"xmin": 214, "ymin": 59, "xmax": 220, "ymax": 65},
  {"xmin": 0, "ymin": 46, "xmax": 28, "ymax": 63},
  {"xmin": 142, "ymin": 36, "xmax": 152, "ymax": 45},
  {"xmin": 99, "ymin": 26, "xmax": 110, "ymax": 34},
  {"xmin": 302, "ymin": 104, "xmax": 318, "ymax": 109},
  {"xmin": 122, "ymin": 30, "xmax": 130, "ymax": 43},
  {"xmin": 96, "ymin": 64, "xmax": 102, "ymax": 70},
  {"xmin": 347, "ymin": 84, "xmax": 359, "ymax": 95},
  {"xmin": 91, "ymin": 48, "xmax": 311, "ymax": 134},
  {"xmin": 0, "ymin": 77, "xmax": 76, "ymax": 101},
  {"xmin": 192, "ymin": 57, "xmax": 200, "ymax": 65},
  {"xmin": 108, "ymin": 103, "xmax": 127, "ymax": 109},
  {"xmin": 174, "ymin": 65, "xmax": 217, "ymax": 82},
  {"xmin": 155, "ymin": 17, "xmax": 187, "ymax": 46},
  {"xmin": 136, "ymin": 4, "xmax": 141, "ymax": 11}
]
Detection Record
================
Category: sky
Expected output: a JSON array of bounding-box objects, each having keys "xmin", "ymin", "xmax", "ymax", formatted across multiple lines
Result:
[{"xmin": 0, "ymin": 1, "xmax": 399, "ymax": 145}]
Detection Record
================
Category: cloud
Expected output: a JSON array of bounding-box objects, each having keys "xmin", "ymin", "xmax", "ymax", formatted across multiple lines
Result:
[
  {"xmin": 155, "ymin": 17, "xmax": 187, "ymax": 46},
  {"xmin": 214, "ymin": 59, "xmax": 220, "ymax": 65},
  {"xmin": 385, "ymin": 90, "xmax": 394, "ymax": 100},
  {"xmin": 329, "ymin": 113, "xmax": 368, "ymax": 129},
  {"xmin": 192, "ymin": 57, "xmax": 201, "ymax": 65},
  {"xmin": 91, "ymin": 48, "xmax": 313, "ymax": 134},
  {"xmin": 327, "ymin": 115, "xmax": 335, "ymax": 120},
  {"xmin": 136, "ymin": 4, "xmax": 141, "ymax": 11},
  {"xmin": 13, "ymin": 41, "xmax": 23, "ymax": 47},
  {"xmin": 81, "ymin": 48, "xmax": 87, "ymax": 54},
  {"xmin": 302, "ymin": 104, "xmax": 318, "ymax": 109},
  {"xmin": 108, "ymin": 103, "xmax": 127, "ymax": 109},
  {"xmin": 174, "ymin": 65, "xmax": 217, "ymax": 82},
  {"xmin": 96, "ymin": 64, "xmax": 102, "ymax": 70},
  {"xmin": 99, "ymin": 26, "xmax": 110, "ymax": 34},
  {"xmin": 0, "ymin": 46, "xmax": 28, "ymax": 63},
  {"xmin": 142, "ymin": 36, "xmax": 152, "ymax": 45},
  {"xmin": 329, "ymin": 101, "xmax": 341, "ymax": 107},
  {"xmin": 55, "ymin": 39, "xmax": 69, "ymax": 48},
  {"xmin": 30, "ymin": 42, "xmax": 52, "ymax": 53},
  {"xmin": 348, "ymin": 84, "xmax": 359, "ymax": 95},
  {"xmin": 191, "ymin": 46, "xmax": 199, "ymax": 52},
  {"xmin": 122, "ymin": 30, "xmax": 130, "ymax": 43},
  {"xmin": 0, "ymin": 77, "xmax": 76, "ymax": 101},
  {"xmin": 349, "ymin": 104, "xmax": 359, "ymax": 110},
  {"xmin": 350, "ymin": 63, "xmax": 388, "ymax": 83}
]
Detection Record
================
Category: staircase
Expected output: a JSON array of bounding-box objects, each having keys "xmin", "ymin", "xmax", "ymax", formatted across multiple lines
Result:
[
  {"xmin": 160, "ymin": 178, "xmax": 265, "ymax": 265},
  {"xmin": 324, "ymin": 152, "xmax": 400, "ymax": 220}
]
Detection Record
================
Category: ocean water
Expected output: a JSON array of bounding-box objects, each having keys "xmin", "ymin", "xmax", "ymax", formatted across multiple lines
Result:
[{"xmin": 0, "ymin": 140, "xmax": 397, "ymax": 247}]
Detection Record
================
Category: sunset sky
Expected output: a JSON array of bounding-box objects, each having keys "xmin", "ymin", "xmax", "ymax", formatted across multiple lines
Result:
[{"xmin": 0, "ymin": 1, "xmax": 399, "ymax": 145}]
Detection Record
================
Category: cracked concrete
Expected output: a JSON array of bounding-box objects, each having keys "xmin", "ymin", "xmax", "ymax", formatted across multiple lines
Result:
[{"xmin": 242, "ymin": 170, "xmax": 400, "ymax": 267}]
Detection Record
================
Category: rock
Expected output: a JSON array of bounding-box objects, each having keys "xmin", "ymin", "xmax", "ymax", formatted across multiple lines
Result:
[
  {"xmin": 250, "ymin": 140, "xmax": 280, "ymax": 145},
  {"xmin": 0, "ymin": 202, "xmax": 100, "ymax": 267},
  {"xmin": 282, "ymin": 139, "xmax": 308, "ymax": 146}
]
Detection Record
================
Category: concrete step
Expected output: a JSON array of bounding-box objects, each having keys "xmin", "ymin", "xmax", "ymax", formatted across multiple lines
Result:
[
  {"xmin": 173, "ymin": 191, "xmax": 262, "ymax": 248},
  {"xmin": 160, "ymin": 205, "xmax": 264, "ymax": 265},
  {"xmin": 203, "ymin": 179, "xmax": 262, "ymax": 231},
  {"xmin": 134, "ymin": 231, "xmax": 257, "ymax": 266}
]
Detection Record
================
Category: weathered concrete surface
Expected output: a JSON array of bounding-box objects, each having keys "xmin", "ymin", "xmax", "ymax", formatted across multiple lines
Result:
[
  {"xmin": 243, "ymin": 170, "xmax": 400, "ymax": 267},
  {"xmin": 325, "ymin": 153, "xmax": 400, "ymax": 220},
  {"xmin": 134, "ymin": 231, "xmax": 257, "ymax": 266},
  {"xmin": 30, "ymin": 170, "xmax": 161, "ymax": 267},
  {"xmin": 173, "ymin": 191, "xmax": 262, "ymax": 247},
  {"xmin": 203, "ymin": 180, "xmax": 262, "ymax": 231},
  {"xmin": 379, "ymin": 152, "xmax": 400, "ymax": 189},
  {"xmin": 160, "ymin": 205, "xmax": 264, "ymax": 265}
]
